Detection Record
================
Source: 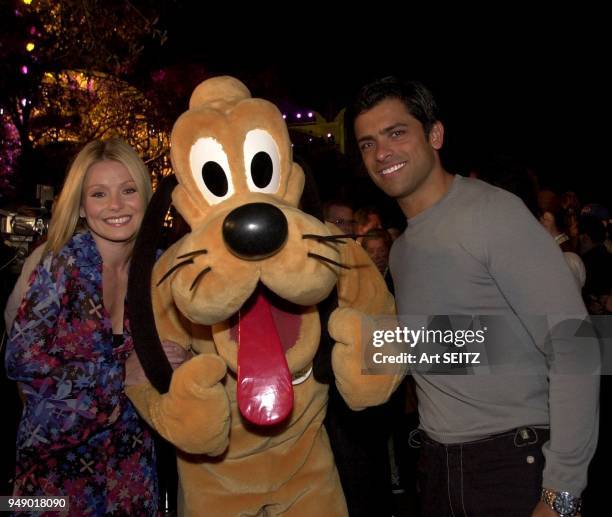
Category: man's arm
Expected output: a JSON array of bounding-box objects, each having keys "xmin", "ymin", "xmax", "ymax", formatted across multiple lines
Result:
[{"xmin": 482, "ymin": 189, "xmax": 600, "ymax": 497}]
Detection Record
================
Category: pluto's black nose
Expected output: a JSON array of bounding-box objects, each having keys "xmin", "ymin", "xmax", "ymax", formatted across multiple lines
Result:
[{"xmin": 222, "ymin": 203, "xmax": 288, "ymax": 259}]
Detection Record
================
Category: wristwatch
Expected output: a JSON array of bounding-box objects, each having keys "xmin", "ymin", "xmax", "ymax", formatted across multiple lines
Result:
[{"xmin": 541, "ymin": 488, "xmax": 582, "ymax": 516}]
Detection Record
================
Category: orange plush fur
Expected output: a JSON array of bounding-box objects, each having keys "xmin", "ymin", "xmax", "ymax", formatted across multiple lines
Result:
[{"xmin": 126, "ymin": 76, "xmax": 399, "ymax": 516}]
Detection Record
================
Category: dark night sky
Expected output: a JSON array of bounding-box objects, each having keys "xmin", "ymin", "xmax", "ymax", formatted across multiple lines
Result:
[{"xmin": 150, "ymin": 8, "xmax": 609, "ymax": 205}]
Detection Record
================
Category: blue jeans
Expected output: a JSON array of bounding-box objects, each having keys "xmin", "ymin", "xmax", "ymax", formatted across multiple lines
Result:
[{"xmin": 417, "ymin": 427, "xmax": 549, "ymax": 517}]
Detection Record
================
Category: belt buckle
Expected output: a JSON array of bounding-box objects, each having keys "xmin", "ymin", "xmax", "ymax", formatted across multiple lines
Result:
[{"xmin": 513, "ymin": 427, "xmax": 538, "ymax": 447}]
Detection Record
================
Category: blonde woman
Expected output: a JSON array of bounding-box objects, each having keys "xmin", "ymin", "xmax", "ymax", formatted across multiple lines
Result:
[{"xmin": 5, "ymin": 138, "xmax": 159, "ymax": 514}]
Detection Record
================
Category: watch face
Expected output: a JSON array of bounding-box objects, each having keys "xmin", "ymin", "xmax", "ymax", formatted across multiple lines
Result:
[{"xmin": 553, "ymin": 492, "xmax": 578, "ymax": 515}]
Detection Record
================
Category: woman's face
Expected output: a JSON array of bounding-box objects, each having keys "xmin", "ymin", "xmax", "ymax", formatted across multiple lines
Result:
[{"xmin": 80, "ymin": 160, "xmax": 145, "ymax": 244}]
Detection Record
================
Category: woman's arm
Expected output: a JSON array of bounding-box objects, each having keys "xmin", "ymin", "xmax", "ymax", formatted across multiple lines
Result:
[{"xmin": 6, "ymin": 253, "xmax": 123, "ymax": 450}]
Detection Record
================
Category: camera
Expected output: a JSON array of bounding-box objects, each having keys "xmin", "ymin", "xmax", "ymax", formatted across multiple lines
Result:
[
  {"xmin": 0, "ymin": 184, "xmax": 53, "ymax": 274},
  {"xmin": 0, "ymin": 211, "xmax": 49, "ymax": 237}
]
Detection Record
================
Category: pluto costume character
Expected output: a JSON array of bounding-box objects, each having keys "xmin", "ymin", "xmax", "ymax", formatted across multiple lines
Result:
[{"xmin": 126, "ymin": 77, "xmax": 399, "ymax": 516}]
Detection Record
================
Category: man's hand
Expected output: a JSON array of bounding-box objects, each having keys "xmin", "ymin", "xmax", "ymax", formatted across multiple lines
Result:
[{"xmin": 531, "ymin": 501, "xmax": 558, "ymax": 516}]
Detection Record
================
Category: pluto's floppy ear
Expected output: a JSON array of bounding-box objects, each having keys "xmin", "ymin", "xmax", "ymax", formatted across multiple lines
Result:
[
  {"xmin": 128, "ymin": 174, "xmax": 178, "ymax": 393},
  {"xmin": 295, "ymin": 155, "xmax": 324, "ymax": 222},
  {"xmin": 296, "ymin": 156, "xmax": 338, "ymax": 384}
]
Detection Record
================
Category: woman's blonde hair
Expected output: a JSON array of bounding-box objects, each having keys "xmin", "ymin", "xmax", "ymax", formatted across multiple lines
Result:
[{"xmin": 45, "ymin": 138, "xmax": 153, "ymax": 254}]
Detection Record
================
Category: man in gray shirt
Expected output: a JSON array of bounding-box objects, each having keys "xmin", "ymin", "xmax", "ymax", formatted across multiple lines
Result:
[{"xmin": 352, "ymin": 76, "xmax": 599, "ymax": 517}]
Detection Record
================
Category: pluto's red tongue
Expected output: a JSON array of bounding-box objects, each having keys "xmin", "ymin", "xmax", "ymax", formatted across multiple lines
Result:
[{"xmin": 237, "ymin": 289, "xmax": 293, "ymax": 425}]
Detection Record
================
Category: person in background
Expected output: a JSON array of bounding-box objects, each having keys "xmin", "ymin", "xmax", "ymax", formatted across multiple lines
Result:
[
  {"xmin": 361, "ymin": 228, "xmax": 394, "ymax": 294},
  {"xmin": 354, "ymin": 206, "xmax": 383, "ymax": 235},
  {"xmin": 353, "ymin": 206, "xmax": 384, "ymax": 246},
  {"xmin": 322, "ymin": 199, "xmax": 356, "ymax": 235},
  {"xmin": 581, "ymin": 203, "xmax": 612, "ymax": 254},
  {"xmin": 561, "ymin": 191, "xmax": 581, "ymax": 214},
  {"xmin": 5, "ymin": 138, "xmax": 170, "ymax": 514},
  {"xmin": 579, "ymin": 215, "xmax": 612, "ymax": 315},
  {"xmin": 539, "ymin": 200, "xmax": 586, "ymax": 289},
  {"xmin": 538, "ymin": 189, "xmax": 558, "ymax": 218},
  {"xmin": 560, "ymin": 191, "xmax": 582, "ymax": 252}
]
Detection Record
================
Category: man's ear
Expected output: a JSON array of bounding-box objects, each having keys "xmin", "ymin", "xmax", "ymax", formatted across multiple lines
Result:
[{"xmin": 429, "ymin": 121, "xmax": 444, "ymax": 150}]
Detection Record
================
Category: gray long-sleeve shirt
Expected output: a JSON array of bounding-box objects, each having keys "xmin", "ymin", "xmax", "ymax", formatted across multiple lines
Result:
[{"xmin": 390, "ymin": 174, "xmax": 600, "ymax": 495}]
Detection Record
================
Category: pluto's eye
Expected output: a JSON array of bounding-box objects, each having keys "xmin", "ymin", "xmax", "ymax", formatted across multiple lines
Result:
[
  {"xmin": 190, "ymin": 137, "xmax": 234, "ymax": 204},
  {"xmin": 202, "ymin": 162, "xmax": 228, "ymax": 197},
  {"xmin": 250, "ymin": 152, "xmax": 273, "ymax": 189},
  {"xmin": 243, "ymin": 129, "xmax": 280, "ymax": 194}
]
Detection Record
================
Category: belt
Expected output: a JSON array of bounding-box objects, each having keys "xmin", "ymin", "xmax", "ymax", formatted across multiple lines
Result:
[{"xmin": 419, "ymin": 426, "xmax": 549, "ymax": 449}]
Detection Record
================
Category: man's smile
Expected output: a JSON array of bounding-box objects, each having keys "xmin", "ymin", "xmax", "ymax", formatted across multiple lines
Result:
[{"xmin": 379, "ymin": 161, "xmax": 406, "ymax": 176}]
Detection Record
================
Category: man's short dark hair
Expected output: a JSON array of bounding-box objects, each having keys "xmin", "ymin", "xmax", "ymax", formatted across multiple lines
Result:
[
  {"xmin": 322, "ymin": 199, "xmax": 353, "ymax": 221},
  {"xmin": 352, "ymin": 76, "xmax": 439, "ymax": 135}
]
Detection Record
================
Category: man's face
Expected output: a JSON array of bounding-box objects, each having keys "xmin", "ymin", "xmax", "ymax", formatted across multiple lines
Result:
[
  {"xmin": 354, "ymin": 98, "xmax": 442, "ymax": 203},
  {"xmin": 364, "ymin": 237, "xmax": 389, "ymax": 274},
  {"xmin": 356, "ymin": 213, "xmax": 382, "ymax": 235},
  {"xmin": 326, "ymin": 204, "xmax": 355, "ymax": 234}
]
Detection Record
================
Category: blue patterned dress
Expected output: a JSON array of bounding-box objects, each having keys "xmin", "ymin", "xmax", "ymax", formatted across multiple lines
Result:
[{"xmin": 5, "ymin": 231, "xmax": 158, "ymax": 515}]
